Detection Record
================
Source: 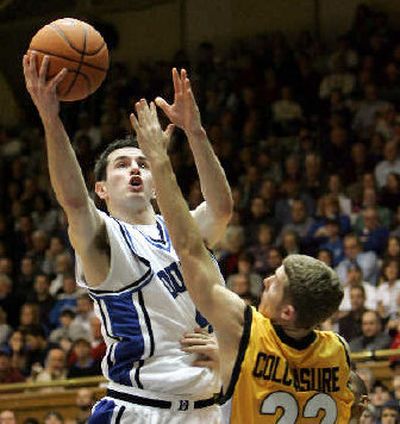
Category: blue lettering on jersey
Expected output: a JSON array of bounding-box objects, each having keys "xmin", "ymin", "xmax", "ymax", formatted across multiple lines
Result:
[{"xmin": 157, "ymin": 262, "xmax": 186, "ymax": 299}]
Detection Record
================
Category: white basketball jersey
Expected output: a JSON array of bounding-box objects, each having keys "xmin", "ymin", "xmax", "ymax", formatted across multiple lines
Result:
[{"xmin": 76, "ymin": 210, "xmax": 220, "ymax": 398}]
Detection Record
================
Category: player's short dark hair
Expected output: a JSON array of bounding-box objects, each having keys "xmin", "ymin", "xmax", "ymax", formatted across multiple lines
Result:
[
  {"xmin": 94, "ymin": 136, "xmax": 139, "ymax": 182},
  {"xmin": 283, "ymin": 254, "xmax": 343, "ymax": 329}
]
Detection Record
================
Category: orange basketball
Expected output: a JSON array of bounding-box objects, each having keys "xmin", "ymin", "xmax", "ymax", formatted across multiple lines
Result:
[{"xmin": 28, "ymin": 18, "xmax": 109, "ymax": 102}]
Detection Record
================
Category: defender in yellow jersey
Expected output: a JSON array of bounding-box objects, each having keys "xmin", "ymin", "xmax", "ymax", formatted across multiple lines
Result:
[
  {"xmin": 130, "ymin": 99, "xmax": 355, "ymax": 423},
  {"xmin": 224, "ymin": 307, "xmax": 354, "ymax": 423}
]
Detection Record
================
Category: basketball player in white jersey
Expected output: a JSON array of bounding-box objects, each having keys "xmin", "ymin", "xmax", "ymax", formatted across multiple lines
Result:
[{"xmin": 23, "ymin": 53, "xmax": 232, "ymax": 423}]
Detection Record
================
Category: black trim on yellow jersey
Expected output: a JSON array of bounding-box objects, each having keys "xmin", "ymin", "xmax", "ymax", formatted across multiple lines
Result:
[
  {"xmin": 335, "ymin": 334, "xmax": 352, "ymax": 368},
  {"xmin": 219, "ymin": 305, "xmax": 253, "ymax": 405},
  {"xmin": 273, "ymin": 324, "xmax": 317, "ymax": 350}
]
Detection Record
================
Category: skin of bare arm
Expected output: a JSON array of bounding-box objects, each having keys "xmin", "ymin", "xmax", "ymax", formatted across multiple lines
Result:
[
  {"xmin": 156, "ymin": 68, "xmax": 233, "ymax": 247},
  {"xmin": 130, "ymin": 98, "xmax": 246, "ymax": 389},
  {"xmin": 23, "ymin": 53, "xmax": 109, "ymax": 286}
]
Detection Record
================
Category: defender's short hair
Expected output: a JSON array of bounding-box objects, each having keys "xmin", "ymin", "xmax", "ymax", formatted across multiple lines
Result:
[{"xmin": 283, "ymin": 254, "xmax": 343, "ymax": 328}]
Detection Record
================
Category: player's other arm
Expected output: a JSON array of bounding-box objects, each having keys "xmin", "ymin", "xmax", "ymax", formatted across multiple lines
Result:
[
  {"xmin": 131, "ymin": 100, "xmax": 245, "ymax": 384},
  {"xmin": 156, "ymin": 69, "xmax": 233, "ymax": 246},
  {"xmin": 23, "ymin": 53, "xmax": 108, "ymax": 285}
]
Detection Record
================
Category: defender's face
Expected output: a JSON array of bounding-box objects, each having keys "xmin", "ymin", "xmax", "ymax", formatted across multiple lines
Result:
[
  {"xmin": 97, "ymin": 147, "xmax": 154, "ymax": 208},
  {"xmin": 259, "ymin": 265, "xmax": 288, "ymax": 320}
]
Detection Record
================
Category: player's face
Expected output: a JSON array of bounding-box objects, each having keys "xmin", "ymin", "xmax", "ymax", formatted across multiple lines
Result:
[
  {"xmin": 259, "ymin": 265, "xmax": 288, "ymax": 320},
  {"xmin": 97, "ymin": 147, "xmax": 154, "ymax": 208}
]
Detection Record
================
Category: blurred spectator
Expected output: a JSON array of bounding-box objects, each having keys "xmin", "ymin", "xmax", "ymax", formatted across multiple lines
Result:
[
  {"xmin": 49, "ymin": 275, "xmax": 80, "ymax": 328},
  {"xmin": 74, "ymin": 388, "xmax": 95, "ymax": 424},
  {"xmin": 49, "ymin": 309, "xmax": 88, "ymax": 345},
  {"xmin": 352, "ymin": 83, "xmax": 388, "ymax": 140},
  {"xmin": 226, "ymin": 252, "xmax": 262, "ymax": 297},
  {"xmin": 280, "ymin": 230, "xmax": 301, "ymax": 256},
  {"xmin": 264, "ymin": 247, "xmax": 284, "ymax": 275},
  {"xmin": 42, "ymin": 236, "xmax": 69, "ymax": 276},
  {"xmin": 317, "ymin": 248, "xmax": 334, "ymax": 267},
  {"xmin": 277, "ymin": 199, "xmax": 314, "ymax": 246},
  {"xmin": 374, "ymin": 140, "xmax": 400, "ymax": 188},
  {"xmin": 356, "ymin": 207, "xmax": 389, "ymax": 255},
  {"xmin": 0, "ymin": 307, "xmax": 11, "ymax": 345},
  {"xmin": 26, "ymin": 273, "xmax": 55, "ymax": 328},
  {"xmin": 0, "ymin": 349, "xmax": 25, "ymax": 384},
  {"xmin": 381, "ymin": 173, "xmax": 400, "ymax": 212},
  {"xmin": 0, "ymin": 410, "xmax": 17, "ymax": 424},
  {"xmin": 30, "ymin": 347, "xmax": 67, "ymax": 384},
  {"xmin": 370, "ymin": 383, "xmax": 394, "ymax": 420},
  {"xmin": 338, "ymin": 285, "xmax": 368, "ymax": 342},
  {"xmin": 0, "ymin": 273, "xmax": 20, "ymax": 327},
  {"xmin": 73, "ymin": 294, "xmax": 95, "ymax": 335},
  {"xmin": 247, "ymin": 224, "xmax": 273, "ymax": 275},
  {"xmin": 376, "ymin": 260, "xmax": 400, "ymax": 317},
  {"xmin": 15, "ymin": 256, "xmax": 36, "ymax": 302},
  {"xmin": 326, "ymin": 173, "xmax": 352, "ymax": 216},
  {"xmin": 24, "ymin": 325, "xmax": 50, "ymax": 372},
  {"xmin": 319, "ymin": 219, "xmax": 344, "ymax": 267},
  {"xmin": 349, "ymin": 310, "xmax": 391, "ymax": 352},
  {"xmin": 384, "ymin": 236, "xmax": 400, "ymax": 262},
  {"xmin": 336, "ymin": 234, "xmax": 380, "ymax": 285},
  {"xmin": 319, "ymin": 55, "xmax": 356, "ymax": 99},
  {"xmin": 67, "ymin": 338, "xmax": 101, "ymax": 378},
  {"xmin": 339, "ymin": 264, "xmax": 377, "ymax": 312},
  {"xmin": 89, "ymin": 316, "xmax": 106, "ymax": 362},
  {"xmin": 7, "ymin": 329, "xmax": 29, "ymax": 376},
  {"xmin": 43, "ymin": 411, "xmax": 64, "ymax": 424},
  {"xmin": 49, "ymin": 252, "xmax": 74, "ymax": 296},
  {"xmin": 380, "ymin": 401, "xmax": 399, "ymax": 424}
]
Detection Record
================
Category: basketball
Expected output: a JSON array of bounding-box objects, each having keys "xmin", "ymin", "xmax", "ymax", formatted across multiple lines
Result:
[{"xmin": 27, "ymin": 18, "xmax": 109, "ymax": 102}]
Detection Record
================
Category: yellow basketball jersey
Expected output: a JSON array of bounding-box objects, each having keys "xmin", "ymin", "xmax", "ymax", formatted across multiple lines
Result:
[{"xmin": 223, "ymin": 306, "xmax": 354, "ymax": 423}]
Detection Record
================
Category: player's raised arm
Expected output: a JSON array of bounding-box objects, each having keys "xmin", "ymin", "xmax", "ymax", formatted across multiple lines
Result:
[
  {"xmin": 23, "ymin": 53, "xmax": 106, "ymax": 284},
  {"xmin": 131, "ymin": 99, "xmax": 245, "ymax": 379},
  {"xmin": 155, "ymin": 68, "xmax": 233, "ymax": 246}
]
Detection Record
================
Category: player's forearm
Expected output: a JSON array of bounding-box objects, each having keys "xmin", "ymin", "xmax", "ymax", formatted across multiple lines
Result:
[
  {"xmin": 42, "ymin": 115, "xmax": 90, "ymax": 210},
  {"xmin": 186, "ymin": 127, "xmax": 233, "ymax": 220}
]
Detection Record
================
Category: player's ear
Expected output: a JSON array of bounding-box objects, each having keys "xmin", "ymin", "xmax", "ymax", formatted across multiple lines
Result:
[
  {"xmin": 280, "ymin": 304, "xmax": 296, "ymax": 322},
  {"xmin": 95, "ymin": 181, "xmax": 108, "ymax": 200}
]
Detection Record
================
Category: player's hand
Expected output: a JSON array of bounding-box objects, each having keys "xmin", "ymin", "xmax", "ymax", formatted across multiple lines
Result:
[
  {"xmin": 180, "ymin": 327, "xmax": 219, "ymax": 371},
  {"xmin": 23, "ymin": 53, "xmax": 67, "ymax": 120},
  {"xmin": 130, "ymin": 98, "xmax": 174, "ymax": 160},
  {"xmin": 155, "ymin": 68, "xmax": 202, "ymax": 136}
]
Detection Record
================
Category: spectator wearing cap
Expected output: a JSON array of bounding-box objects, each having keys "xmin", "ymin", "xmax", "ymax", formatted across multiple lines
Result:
[
  {"xmin": 0, "ymin": 349, "xmax": 25, "ymax": 384},
  {"xmin": 350, "ymin": 310, "xmax": 392, "ymax": 353},
  {"xmin": 336, "ymin": 234, "xmax": 380, "ymax": 285},
  {"xmin": 339, "ymin": 264, "xmax": 377, "ymax": 312},
  {"xmin": 338, "ymin": 285, "xmax": 368, "ymax": 343},
  {"xmin": 67, "ymin": 337, "xmax": 101, "ymax": 378}
]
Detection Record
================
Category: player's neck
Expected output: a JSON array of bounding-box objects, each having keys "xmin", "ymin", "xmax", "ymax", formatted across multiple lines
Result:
[
  {"xmin": 279, "ymin": 323, "xmax": 313, "ymax": 340},
  {"xmin": 109, "ymin": 203, "xmax": 156, "ymax": 225}
]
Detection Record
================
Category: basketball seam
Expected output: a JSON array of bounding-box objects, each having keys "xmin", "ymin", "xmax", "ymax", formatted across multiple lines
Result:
[
  {"xmin": 27, "ymin": 48, "xmax": 108, "ymax": 72},
  {"xmin": 49, "ymin": 22, "xmax": 106, "ymax": 56},
  {"xmin": 63, "ymin": 22, "xmax": 89, "ymax": 98}
]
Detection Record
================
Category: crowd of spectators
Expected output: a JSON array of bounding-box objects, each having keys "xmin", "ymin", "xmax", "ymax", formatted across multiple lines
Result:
[{"xmin": 1, "ymin": 3, "xmax": 400, "ymax": 422}]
